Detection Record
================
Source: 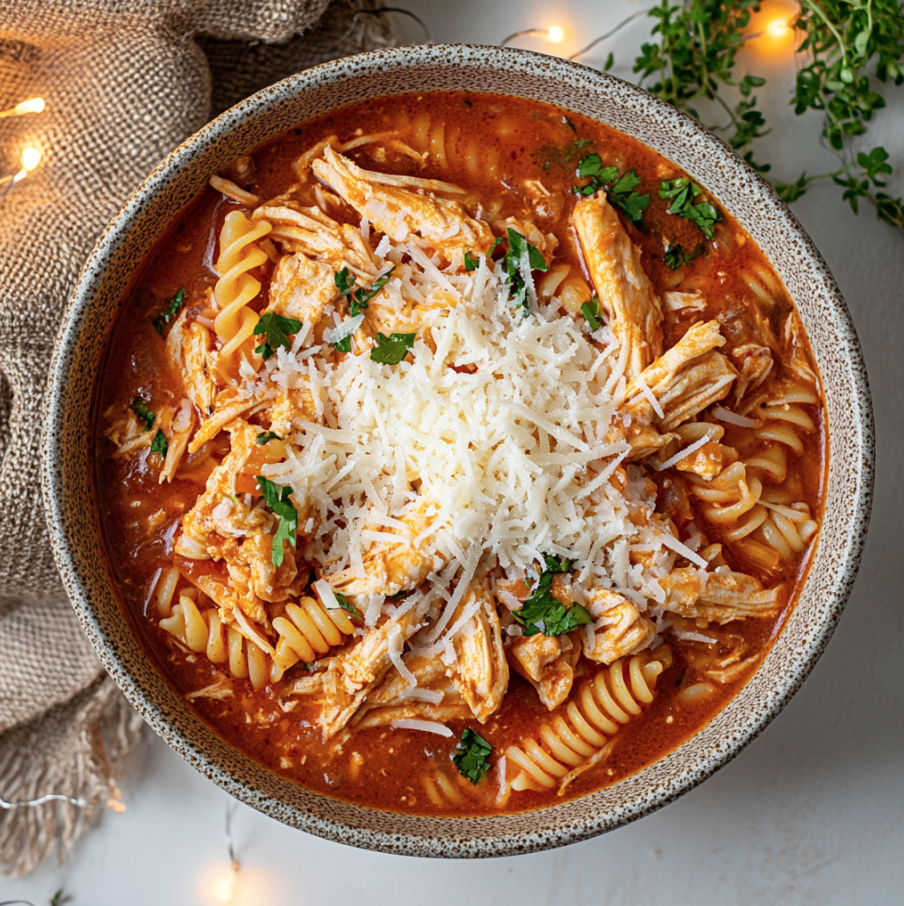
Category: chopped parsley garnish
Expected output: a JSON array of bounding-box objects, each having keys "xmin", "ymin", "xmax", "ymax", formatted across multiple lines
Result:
[
  {"xmin": 659, "ymin": 178, "xmax": 722, "ymax": 239},
  {"xmin": 580, "ymin": 297, "xmax": 602, "ymax": 332},
  {"xmin": 564, "ymin": 137, "xmax": 593, "ymax": 163},
  {"xmin": 333, "ymin": 266, "xmax": 395, "ymax": 352},
  {"xmin": 463, "ymin": 250, "xmax": 480, "ymax": 272},
  {"xmin": 452, "ymin": 729, "xmax": 493, "ymax": 784},
  {"xmin": 370, "ymin": 331, "xmax": 416, "ymax": 365},
  {"xmin": 150, "ymin": 429, "xmax": 168, "ymax": 458},
  {"xmin": 255, "ymin": 475, "xmax": 297, "ymax": 567},
  {"xmin": 130, "ymin": 398, "xmax": 155, "ymax": 431},
  {"xmin": 333, "ymin": 591, "xmax": 363, "ymax": 622},
  {"xmin": 253, "ymin": 313, "xmax": 302, "ymax": 360},
  {"xmin": 511, "ymin": 554, "xmax": 593, "ymax": 638},
  {"xmin": 152, "ymin": 288, "xmax": 185, "ymax": 335},
  {"xmin": 663, "ymin": 242, "xmax": 704, "ymax": 270},
  {"xmin": 489, "ymin": 236, "xmax": 505, "ymax": 255},
  {"xmin": 573, "ymin": 154, "xmax": 650, "ymax": 225},
  {"xmin": 256, "ymin": 431, "xmax": 282, "ymax": 445},
  {"xmin": 503, "ymin": 228, "xmax": 549, "ymax": 318}
]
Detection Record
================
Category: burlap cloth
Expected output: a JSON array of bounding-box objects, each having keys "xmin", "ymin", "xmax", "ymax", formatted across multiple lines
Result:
[{"xmin": 0, "ymin": 0, "xmax": 391, "ymax": 876}]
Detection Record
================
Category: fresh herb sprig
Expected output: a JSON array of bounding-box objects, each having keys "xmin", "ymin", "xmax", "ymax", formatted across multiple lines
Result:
[
  {"xmin": 452, "ymin": 729, "xmax": 493, "ymax": 783},
  {"xmin": 334, "ymin": 591, "xmax": 363, "ymax": 622},
  {"xmin": 255, "ymin": 476, "xmax": 298, "ymax": 567},
  {"xmin": 130, "ymin": 398, "xmax": 155, "ymax": 431},
  {"xmin": 511, "ymin": 555, "xmax": 593, "ymax": 638},
  {"xmin": 617, "ymin": 0, "xmax": 904, "ymax": 232},
  {"xmin": 503, "ymin": 228, "xmax": 549, "ymax": 317},
  {"xmin": 370, "ymin": 331, "xmax": 416, "ymax": 365},
  {"xmin": 150, "ymin": 429, "xmax": 168, "ymax": 458},
  {"xmin": 659, "ymin": 178, "xmax": 722, "ymax": 239},
  {"xmin": 664, "ymin": 242, "xmax": 705, "ymax": 270},
  {"xmin": 573, "ymin": 154, "xmax": 650, "ymax": 224},
  {"xmin": 253, "ymin": 313, "xmax": 301, "ymax": 360},
  {"xmin": 333, "ymin": 266, "xmax": 395, "ymax": 352},
  {"xmin": 580, "ymin": 297, "xmax": 602, "ymax": 332},
  {"xmin": 153, "ymin": 288, "xmax": 185, "ymax": 335},
  {"xmin": 256, "ymin": 431, "xmax": 282, "ymax": 445}
]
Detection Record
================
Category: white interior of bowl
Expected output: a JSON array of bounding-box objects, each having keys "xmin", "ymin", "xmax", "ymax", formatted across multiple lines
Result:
[{"xmin": 43, "ymin": 44, "xmax": 873, "ymax": 857}]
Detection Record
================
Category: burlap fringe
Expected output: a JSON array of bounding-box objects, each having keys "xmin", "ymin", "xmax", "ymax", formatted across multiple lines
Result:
[{"xmin": 0, "ymin": 679, "xmax": 145, "ymax": 877}]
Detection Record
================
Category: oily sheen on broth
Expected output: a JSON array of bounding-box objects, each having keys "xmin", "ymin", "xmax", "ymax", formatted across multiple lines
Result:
[{"xmin": 94, "ymin": 92, "xmax": 824, "ymax": 815}]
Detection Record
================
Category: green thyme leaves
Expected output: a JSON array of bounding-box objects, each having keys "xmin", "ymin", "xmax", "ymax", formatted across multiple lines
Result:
[
  {"xmin": 255, "ymin": 475, "xmax": 298, "ymax": 567},
  {"xmin": 503, "ymin": 228, "xmax": 549, "ymax": 318},
  {"xmin": 152, "ymin": 288, "xmax": 185, "ymax": 336},
  {"xmin": 659, "ymin": 178, "xmax": 722, "ymax": 239},
  {"xmin": 663, "ymin": 242, "xmax": 704, "ymax": 270},
  {"xmin": 334, "ymin": 591, "xmax": 363, "ymax": 622},
  {"xmin": 150, "ymin": 429, "xmax": 168, "ymax": 458},
  {"xmin": 130, "ymin": 399, "xmax": 155, "ymax": 431},
  {"xmin": 511, "ymin": 555, "xmax": 593, "ymax": 638},
  {"xmin": 453, "ymin": 729, "xmax": 493, "ymax": 784},
  {"xmin": 253, "ymin": 313, "xmax": 302, "ymax": 361},
  {"xmin": 574, "ymin": 155, "xmax": 650, "ymax": 224},
  {"xmin": 370, "ymin": 331, "xmax": 415, "ymax": 365},
  {"xmin": 580, "ymin": 297, "xmax": 602, "ymax": 332}
]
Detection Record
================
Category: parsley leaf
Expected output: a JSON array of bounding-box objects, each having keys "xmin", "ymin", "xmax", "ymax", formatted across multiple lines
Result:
[
  {"xmin": 253, "ymin": 313, "xmax": 302, "ymax": 360},
  {"xmin": 463, "ymin": 250, "xmax": 480, "ymax": 272},
  {"xmin": 511, "ymin": 555, "xmax": 592, "ymax": 638},
  {"xmin": 663, "ymin": 242, "xmax": 704, "ymax": 270},
  {"xmin": 452, "ymin": 728, "xmax": 493, "ymax": 784},
  {"xmin": 659, "ymin": 178, "xmax": 722, "ymax": 239},
  {"xmin": 573, "ymin": 155, "xmax": 650, "ymax": 224},
  {"xmin": 130, "ymin": 398, "xmax": 155, "ymax": 431},
  {"xmin": 503, "ymin": 228, "xmax": 549, "ymax": 318},
  {"xmin": 150, "ymin": 429, "xmax": 167, "ymax": 458},
  {"xmin": 370, "ymin": 331, "xmax": 416, "ymax": 365},
  {"xmin": 256, "ymin": 431, "xmax": 282, "ymax": 445},
  {"xmin": 580, "ymin": 297, "xmax": 602, "ymax": 332},
  {"xmin": 152, "ymin": 288, "xmax": 185, "ymax": 336},
  {"xmin": 332, "ymin": 266, "xmax": 395, "ymax": 352},
  {"xmin": 255, "ymin": 476, "xmax": 298, "ymax": 567},
  {"xmin": 333, "ymin": 591, "xmax": 363, "ymax": 622}
]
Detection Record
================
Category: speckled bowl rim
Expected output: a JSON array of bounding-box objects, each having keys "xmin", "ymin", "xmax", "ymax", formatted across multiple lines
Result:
[{"xmin": 43, "ymin": 44, "xmax": 874, "ymax": 858}]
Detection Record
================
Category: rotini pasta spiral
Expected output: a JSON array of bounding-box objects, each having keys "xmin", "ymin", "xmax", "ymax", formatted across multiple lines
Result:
[
  {"xmin": 159, "ymin": 591, "xmax": 272, "ymax": 690},
  {"xmin": 423, "ymin": 770, "xmax": 470, "ymax": 808},
  {"xmin": 269, "ymin": 595, "xmax": 356, "ymax": 681},
  {"xmin": 506, "ymin": 652, "xmax": 668, "ymax": 792},
  {"xmin": 213, "ymin": 210, "xmax": 272, "ymax": 382},
  {"xmin": 158, "ymin": 582, "xmax": 356, "ymax": 687}
]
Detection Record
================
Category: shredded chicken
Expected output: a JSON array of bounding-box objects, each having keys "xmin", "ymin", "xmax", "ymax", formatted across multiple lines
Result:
[
  {"xmin": 660, "ymin": 567, "xmax": 784, "ymax": 624},
  {"xmin": 573, "ymin": 191, "xmax": 663, "ymax": 378},
  {"xmin": 583, "ymin": 592, "xmax": 656, "ymax": 664},
  {"xmin": 313, "ymin": 146, "xmax": 496, "ymax": 258},
  {"xmin": 508, "ymin": 632, "xmax": 581, "ymax": 710}
]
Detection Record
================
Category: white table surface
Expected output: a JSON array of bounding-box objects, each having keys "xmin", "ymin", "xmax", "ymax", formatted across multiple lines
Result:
[{"xmin": 6, "ymin": 1, "xmax": 904, "ymax": 903}]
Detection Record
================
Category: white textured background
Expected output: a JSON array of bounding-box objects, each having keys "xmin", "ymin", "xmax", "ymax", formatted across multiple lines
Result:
[{"xmin": 6, "ymin": 0, "xmax": 904, "ymax": 902}]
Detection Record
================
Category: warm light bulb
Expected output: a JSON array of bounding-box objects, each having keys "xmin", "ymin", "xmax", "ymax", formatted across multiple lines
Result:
[
  {"xmin": 547, "ymin": 25, "xmax": 564, "ymax": 44},
  {"xmin": 213, "ymin": 865, "xmax": 238, "ymax": 903},
  {"xmin": 15, "ymin": 97, "xmax": 45, "ymax": 115},
  {"xmin": 21, "ymin": 146, "xmax": 41, "ymax": 172},
  {"xmin": 765, "ymin": 17, "xmax": 790, "ymax": 39}
]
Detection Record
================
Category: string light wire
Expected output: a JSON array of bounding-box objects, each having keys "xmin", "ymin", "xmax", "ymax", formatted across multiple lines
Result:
[{"xmin": 568, "ymin": 8, "xmax": 654, "ymax": 61}]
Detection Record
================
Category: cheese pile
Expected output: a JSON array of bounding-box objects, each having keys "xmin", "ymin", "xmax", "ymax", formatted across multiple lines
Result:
[{"xmin": 260, "ymin": 246, "xmax": 676, "ymax": 609}]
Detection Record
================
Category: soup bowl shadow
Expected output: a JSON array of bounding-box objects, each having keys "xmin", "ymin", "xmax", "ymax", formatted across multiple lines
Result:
[{"xmin": 43, "ymin": 44, "xmax": 874, "ymax": 857}]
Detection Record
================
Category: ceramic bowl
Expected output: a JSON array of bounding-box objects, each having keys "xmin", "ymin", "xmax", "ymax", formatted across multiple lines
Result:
[{"xmin": 43, "ymin": 44, "xmax": 874, "ymax": 857}]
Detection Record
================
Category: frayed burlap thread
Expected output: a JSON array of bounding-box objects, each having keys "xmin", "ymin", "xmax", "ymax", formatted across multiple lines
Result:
[{"xmin": 0, "ymin": 0, "xmax": 390, "ymax": 876}]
